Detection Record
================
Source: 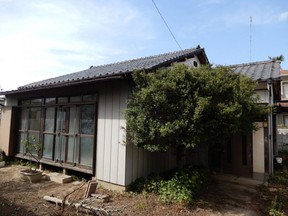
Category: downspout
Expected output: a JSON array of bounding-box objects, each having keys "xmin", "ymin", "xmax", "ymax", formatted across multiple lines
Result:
[{"xmin": 267, "ymin": 78, "xmax": 274, "ymax": 176}]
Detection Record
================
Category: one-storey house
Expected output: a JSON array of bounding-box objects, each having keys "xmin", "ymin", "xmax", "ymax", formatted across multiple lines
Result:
[
  {"xmin": 0, "ymin": 46, "xmax": 282, "ymax": 189},
  {"xmin": 0, "ymin": 46, "xmax": 209, "ymax": 190}
]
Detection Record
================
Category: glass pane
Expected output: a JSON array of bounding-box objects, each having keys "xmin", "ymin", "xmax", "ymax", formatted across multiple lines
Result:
[
  {"xmin": 56, "ymin": 109, "xmax": 62, "ymax": 132},
  {"xmin": 56, "ymin": 108, "xmax": 67, "ymax": 133},
  {"xmin": 20, "ymin": 100, "xmax": 30, "ymax": 106},
  {"xmin": 55, "ymin": 135, "xmax": 66, "ymax": 161},
  {"xmin": 43, "ymin": 134, "xmax": 54, "ymax": 159},
  {"xmin": 55, "ymin": 136, "xmax": 61, "ymax": 160},
  {"xmin": 20, "ymin": 109, "xmax": 28, "ymax": 130},
  {"xmin": 18, "ymin": 132, "xmax": 26, "ymax": 153},
  {"xmin": 31, "ymin": 98, "xmax": 42, "ymax": 105},
  {"xmin": 83, "ymin": 94, "xmax": 95, "ymax": 102},
  {"xmin": 69, "ymin": 107, "xmax": 77, "ymax": 133},
  {"xmin": 80, "ymin": 105, "xmax": 95, "ymax": 134},
  {"xmin": 45, "ymin": 98, "xmax": 56, "ymax": 104},
  {"xmin": 45, "ymin": 108, "xmax": 55, "ymax": 132},
  {"xmin": 79, "ymin": 137, "xmax": 93, "ymax": 167},
  {"xmin": 28, "ymin": 108, "xmax": 41, "ymax": 130},
  {"xmin": 27, "ymin": 133, "xmax": 40, "ymax": 155},
  {"xmin": 284, "ymin": 116, "xmax": 288, "ymax": 126},
  {"xmin": 66, "ymin": 136, "xmax": 75, "ymax": 163},
  {"xmin": 70, "ymin": 96, "xmax": 82, "ymax": 102},
  {"xmin": 57, "ymin": 97, "xmax": 68, "ymax": 103}
]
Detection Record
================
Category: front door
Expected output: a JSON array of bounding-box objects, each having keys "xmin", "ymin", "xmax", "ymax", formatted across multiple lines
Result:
[
  {"xmin": 223, "ymin": 134, "xmax": 253, "ymax": 177},
  {"xmin": 54, "ymin": 105, "xmax": 95, "ymax": 168}
]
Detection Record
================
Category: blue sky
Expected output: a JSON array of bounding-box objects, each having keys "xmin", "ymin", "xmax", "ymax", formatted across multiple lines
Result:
[{"xmin": 0, "ymin": 0, "xmax": 287, "ymax": 90}]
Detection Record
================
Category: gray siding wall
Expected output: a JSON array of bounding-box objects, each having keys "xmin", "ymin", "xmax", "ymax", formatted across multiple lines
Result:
[
  {"xmin": 125, "ymin": 144, "xmax": 177, "ymax": 185},
  {"xmin": 96, "ymin": 80, "xmax": 128, "ymax": 186}
]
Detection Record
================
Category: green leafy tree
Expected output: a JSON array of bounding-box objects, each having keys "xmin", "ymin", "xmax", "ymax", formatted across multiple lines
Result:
[
  {"xmin": 125, "ymin": 64, "xmax": 264, "ymax": 163},
  {"xmin": 269, "ymin": 54, "xmax": 285, "ymax": 62}
]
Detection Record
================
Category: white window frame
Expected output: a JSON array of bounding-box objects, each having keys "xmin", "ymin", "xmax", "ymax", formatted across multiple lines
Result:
[{"xmin": 281, "ymin": 81, "xmax": 288, "ymax": 100}]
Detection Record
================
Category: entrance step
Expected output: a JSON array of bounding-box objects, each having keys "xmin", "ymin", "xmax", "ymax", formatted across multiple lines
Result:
[{"xmin": 46, "ymin": 172, "xmax": 73, "ymax": 184}]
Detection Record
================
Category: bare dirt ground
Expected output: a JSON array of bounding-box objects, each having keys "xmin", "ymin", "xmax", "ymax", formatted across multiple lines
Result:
[{"xmin": 0, "ymin": 165, "xmax": 274, "ymax": 216}]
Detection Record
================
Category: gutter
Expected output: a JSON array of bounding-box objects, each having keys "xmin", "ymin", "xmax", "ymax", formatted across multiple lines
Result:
[{"xmin": 267, "ymin": 78, "xmax": 274, "ymax": 176}]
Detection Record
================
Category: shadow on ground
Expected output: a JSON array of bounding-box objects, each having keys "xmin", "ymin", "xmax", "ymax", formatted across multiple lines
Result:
[
  {"xmin": 191, "ymin": 174, "xmax": 264, "ymax": 216},
  {"xmin": 0, "ymin": 196, "xmax": 38, "ymax": 216}
]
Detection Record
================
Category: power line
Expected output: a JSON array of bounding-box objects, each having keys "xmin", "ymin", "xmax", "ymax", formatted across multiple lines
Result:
[{"xmin": 151, "ymin": 0, "xmax": 182, "ymax": 50}]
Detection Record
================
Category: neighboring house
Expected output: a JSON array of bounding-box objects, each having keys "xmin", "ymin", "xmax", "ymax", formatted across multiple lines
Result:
[
  {"xmin": 275, "ymin": 70, "xmax": 288, "ymax": 153},
  {"xmin": 0, "ymin": 96, "xmax": 5, "ymax": 125},
  {"xmin": 0, "ymin": 46, "xmax": 209, "ymax": 190},
  {"xmin": 225, "ymin": 60, "xmax": 281, "ymax": 180}
]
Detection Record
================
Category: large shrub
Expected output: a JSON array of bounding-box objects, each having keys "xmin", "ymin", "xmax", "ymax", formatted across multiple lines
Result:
[{"xmin": 125, "ymin": 64, "xmax": 264, "ymax": 157}]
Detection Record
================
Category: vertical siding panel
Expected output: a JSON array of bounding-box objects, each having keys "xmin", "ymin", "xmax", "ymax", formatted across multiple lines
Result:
[
  {"xmin": 118, "ymin": 83, "xmax": 128, "ymax": 185},
  {"xmin": 132, "ymin": 145, "xmax": 138, "ymax": 181},
  {"xmin": 103, "ymin": 88, "xmax": 113, "ymax": 181},
  {"xmin": 148, "ymin": 151, "xmax": 152, "ymax": 176},
  {"xmin": 143, "ymin": 150, "xmax": 148, "ymax": 177},
  {"xmin": 138, "ymin": 148, "xmax": 144, "ymax": 178},
  {"xmin": 110, "ymin": 86, "xmax": 120, "ymax": 183},
  {"xmin": 125, "ymin": 141, "xmax": 133, "ymax": 185},
  {"xmin": 96, "ymin": 91, "xmax": 106, "ymax": 180}
]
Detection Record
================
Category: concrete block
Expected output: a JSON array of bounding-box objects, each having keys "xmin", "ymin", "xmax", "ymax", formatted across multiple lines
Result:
[
  {"xmin": 46, "ymin": 172, "xmax": 73, "ymax": 184},
  {"xmin": 84, "ymin": 180, "xmax": 98, "ymax": 198}
]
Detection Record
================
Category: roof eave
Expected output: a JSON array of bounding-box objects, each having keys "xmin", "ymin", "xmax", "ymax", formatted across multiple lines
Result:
[{"xmin": 1, "ymin": 74, "xmax": 127, "ymax": 96}]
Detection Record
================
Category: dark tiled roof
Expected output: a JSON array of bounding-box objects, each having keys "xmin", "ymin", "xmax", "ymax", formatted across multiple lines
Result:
[
  {"xmin": 230, "ymin": 60, "xmax": 281, "ymax": 81},
  {"xmin": 17, "ymin": 46, "xmax": 208, "ymax": 91}
]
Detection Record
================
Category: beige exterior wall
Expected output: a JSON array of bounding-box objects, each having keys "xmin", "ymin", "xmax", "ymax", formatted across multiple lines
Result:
[
  {"xmin": 182, "ymin": 56, "xmax": 201, "ymax": 68},
  {"xmin": 252, "ymin": 122, "xmax": 265, "ymax": 179},
  {"xmin": 0, "ymin": 106, "xmax": 13, "ymax": 155}
]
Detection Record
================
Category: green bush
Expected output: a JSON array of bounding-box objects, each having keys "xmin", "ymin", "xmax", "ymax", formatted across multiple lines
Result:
[
  {"xmin": 270, "ymin": 171, "xmax": 288, "ymax": 185},
  {"xmin": 128, "ymin": 167, "xmax": 208, "ymax": 204},
  {"xmin": 268, "ymin": 195, "xmax": 284, "ymax": 216}
]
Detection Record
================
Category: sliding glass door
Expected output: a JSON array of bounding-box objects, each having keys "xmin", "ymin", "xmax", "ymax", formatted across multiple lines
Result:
[
  {"xmin": 54, "ymin": 105, "xmax": 95, "ymax": 167},
  {"xmin": 18, "ymin": 95, "xmax": 97, "ymax": 172}
]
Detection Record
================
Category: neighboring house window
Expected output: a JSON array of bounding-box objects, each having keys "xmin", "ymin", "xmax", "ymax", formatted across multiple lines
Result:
[
  {"xmin": 284, "ymin": 115, "xmax": 288, "ymax": 126},
  {"xmin": 281, "ymin": 81, "xmax": 288, "ymax": 100},
  {"xmin": 254, "ymin": 90, "xmax": 269, "ymax": 103},
  {"xmin": 18, "ymin": 94, "xmax": 97, "ymax": 172}
]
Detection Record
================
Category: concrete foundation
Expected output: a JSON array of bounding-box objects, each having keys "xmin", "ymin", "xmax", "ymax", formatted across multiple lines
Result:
[{"xmin": 94, "ymin": 179, "xmax": 125, "ymax": 192}]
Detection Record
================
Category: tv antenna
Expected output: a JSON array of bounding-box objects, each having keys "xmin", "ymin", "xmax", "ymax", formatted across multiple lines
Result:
[{"xmin": 250, "ymin": 16, "xmax": 252, "ymax": 62}]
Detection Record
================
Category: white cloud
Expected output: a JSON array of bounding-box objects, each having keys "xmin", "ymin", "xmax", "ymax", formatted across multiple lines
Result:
[
  {"xmin": 278, "ymin": 11, "xmax": 288, "ymax": 22},
  {"xmin": 0, "ymin": 0, "xmax": 154, "ymax": 91}
]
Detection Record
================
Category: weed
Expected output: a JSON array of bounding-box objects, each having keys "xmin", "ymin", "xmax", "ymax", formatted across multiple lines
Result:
[
  {"xmin": 268, "ymin": 195, "xmax": 284, "ymax": 216},
  {"xmin": 270, "ymin": 171, "xmax": 288, "ymax": 185},
  {"xmin": 128, "ymin": 166, "xmax": 209, "ymax": 205},
  {"xmin": 136, "ymin": 201, "xmax": 147, "ymax": 211}
]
